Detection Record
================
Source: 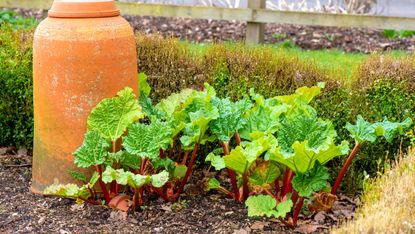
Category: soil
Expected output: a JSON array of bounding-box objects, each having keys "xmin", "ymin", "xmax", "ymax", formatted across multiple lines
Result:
[
  {"xmin": 0, "ymin": 148, "xmax": 357, "ymax": 233},
  {"xmin": 5, "ymin": 7, "xmax": 415, "ymax": 53}
]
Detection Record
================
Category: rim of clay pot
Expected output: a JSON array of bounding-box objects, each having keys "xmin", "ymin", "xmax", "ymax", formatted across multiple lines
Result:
[{"xmin": 48, "ymin": 0, "xmax": 120, "ymax": 18}]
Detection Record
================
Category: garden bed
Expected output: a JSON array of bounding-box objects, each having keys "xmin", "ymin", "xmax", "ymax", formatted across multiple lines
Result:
[{"xmin": 0, "ymin": 150, "xmax": 357, "ymax": 233}]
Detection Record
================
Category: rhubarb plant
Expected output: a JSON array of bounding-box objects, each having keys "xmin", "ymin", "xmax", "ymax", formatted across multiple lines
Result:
[
  {"xmin": 331, "ymin": 115, "xmax": 412, "ymax": 195},
  {"xmin": 205, "ymin": 84, "xmax": 350, "ymax": 226}
]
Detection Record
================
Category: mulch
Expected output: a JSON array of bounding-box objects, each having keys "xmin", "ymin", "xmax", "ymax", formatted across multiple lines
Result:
[
  {"xmin": 0, "ymin": 148, "xmax": 357, "ymax": 233},
  {"xmin": 5, "ymin": 7, "xmax": 415, "ymax": 53}
]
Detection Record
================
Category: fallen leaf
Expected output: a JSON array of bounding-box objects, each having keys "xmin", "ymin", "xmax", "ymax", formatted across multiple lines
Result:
[
  {"xmin": 251, "ymin": 221, "xmax": 269, "ymax": 230},
  {"xmin": 313, "ymin": 211, "xmax": 326, "ymax": 224},
  {"xmin": 295, "ymin": 224, "xmax": 328, "ymax": 234}
]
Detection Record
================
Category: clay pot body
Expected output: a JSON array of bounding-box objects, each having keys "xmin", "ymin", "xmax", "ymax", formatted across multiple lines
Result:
[{"xmin": 32, "ymin": 1, "xmax": 138, "ymax": 193}]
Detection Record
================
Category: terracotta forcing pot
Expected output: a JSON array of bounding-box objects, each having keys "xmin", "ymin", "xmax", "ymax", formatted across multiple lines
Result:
[{"xmin": 32, "ymin": 0, "xmax": 138, "ymax": 193}]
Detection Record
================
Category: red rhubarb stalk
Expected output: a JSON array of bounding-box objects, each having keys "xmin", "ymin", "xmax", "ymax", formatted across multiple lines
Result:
[
  {"xmin": 331, "ymin": 143, "xmax": 361, "ymax": 195},
  {"xmin": 175, "ymin": 143, "xmax": 200, "ymax": 197},
  {"xmin": 292, "ymin": 197, "xmax": 304, "ymax": 226},
  {"xmin": 281, "ymin": 168, "xmax": 294, "ymax": 198},
  {"xmin": 221, "ymin": 141, "xmax": 240, "ymax": 201},
  {"xmin": 242, "ymin": 171, "xmax": 249, "ymax": 201},
  {"xmin": 94, "ymin": 165, "xmax": 110, "ymax": 203}
]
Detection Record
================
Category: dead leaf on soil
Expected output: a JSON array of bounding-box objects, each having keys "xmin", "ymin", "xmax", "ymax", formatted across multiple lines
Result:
[
  {"xmin": 308, "ymin": 192, "xmax": 337, "ymax": 213},
  {"xmin": 251, "ymin": 221, "xmax": 270, "ymax": 230},
  {"xmin": 108, "ymin": 194, "xmax": 131, "ymax": 212},
  {"xmin": 295, "ymin": 224, "xmax": 328, "ymax": 234}
]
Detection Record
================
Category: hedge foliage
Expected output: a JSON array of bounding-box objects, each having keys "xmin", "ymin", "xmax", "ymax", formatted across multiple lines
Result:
[
  {"xmin": 2, "ymin": 27, "xmax": 415, "ymax": 194},
  {"xmin": 0, "ymin": 25, "xmax": 34, "ymax": 147}
]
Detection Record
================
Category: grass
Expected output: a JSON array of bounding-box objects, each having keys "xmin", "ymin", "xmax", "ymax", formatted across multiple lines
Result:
[
  {"xmin": 332, "ymin": 149, "xmax": 415, "ymax": 233},
  {"xmin": 186, "ymin": 41, "xmax": 410, "ymax": 83}
]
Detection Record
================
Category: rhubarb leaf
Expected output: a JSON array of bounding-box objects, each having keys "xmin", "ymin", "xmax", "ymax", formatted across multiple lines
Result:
[
  {"xmin": 210, "ymin": 97, "xmax": 252, "ymax": 142},
  {"xmin": 128, "ymin": 174, "xmax": 151, "ymax": 189},
  {"xmin": 206, "ymin": 178, "xmax": 221, "ymax": 191},
  {"xmin": 123, "ymin": 120, "xmax": 173, "ymax": 159},
  {"xmin": 205, "ymin": 153, "xmax": 225, "ymax": 171},
  {"xmin": 249, "ymin": 160, "xmax": 281, "ymax": 187},
  {"xmin": 89, "ymin": 171, "xmax": 100, "ymax": 186},
  {"xmin": 173, "ymin": 165, "xmax": 187, "ymax": 179},
  {"xmin": 276, "ymin": 85, "xmax": 322, "ymax": 106},
  {"xmin": 223, "ymin": 146, "xmax": 247, "ymax": 174},
  {"xmin": 345, "ymin": 115, "xmax": 377, "ymax": 144},
  {"xmin": 138, "ymin": 73, "xmax": 151, "ymax": 97},
  {"xmin": 151, "ymin": 170, "xmax": 169, "ymax": 188},
  {"xmin": 88, "ymin": 87, "xmax": 143, "ymax": 141},
  {"xmin": 278, "ymin": 108, "xmax": 336, "ymax": 155},
  {"xmin": 155, "ymin": 88, "xmax": 194, "ymax": 119},
  {"xmin": 292, "ymin": 162, "xmax": 329, "ymax": 197},
  {"xmin": 102, "ymin": 167, "xmax": 151, "ymax": 189},
  {"xmin": 73, "ymin": 131, "xmax": 110, "ymax": 168},
  {"xmin": 245, "ymin": 195, "xmax": 293, "ymax": 218},
  {"xmin": 44, "ymin": 183, "xmax": 91, "ymax": 204},
  {"xmin": 180, "ymin": 105, "xmax": 219, "ymax": 148},
  {"xmin": 223, "ymin": 133, "xmax": 277, "ymax": 175},
  {"xmin": 239, "ymin": 89, "xmax": 288, "ymax": 140},
  {"xmin": 374, "ymin": 117, "xmax": 413, "ymax": 143},
  {"xmin": 68, "ymin": 170, "xmax": 87, "ymax": 183},
  {"xmin": 268, "ymin": 140, "xmax": 349, "ymax": 173}
]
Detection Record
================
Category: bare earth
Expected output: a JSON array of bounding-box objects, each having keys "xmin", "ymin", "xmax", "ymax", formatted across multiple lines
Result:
[{"xmin": 0, "ymin": 149, "xmax": 357, "ymax": 234}]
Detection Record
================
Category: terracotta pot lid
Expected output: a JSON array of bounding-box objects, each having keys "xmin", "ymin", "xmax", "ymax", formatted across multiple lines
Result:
[{"xmin": 48, "ymin": 0, "xmax": 120, "ymax": 18}]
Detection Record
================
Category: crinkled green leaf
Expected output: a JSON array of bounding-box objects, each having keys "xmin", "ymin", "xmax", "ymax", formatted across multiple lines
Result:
[
  {"xmin": 102, "ymin": 166, "xmax": 151, "ymax": 189},
  {"xmin": 151, "ymin": 170, "xmax": 169, "ymax": 188},
  {"xmin": 278, "ymin": 109, "xmax": 336, "ymax": 155},
  {"xmin": 374, "ymin": 117, "xmax": 412, "ymax": 143},
  {"xmin": 276, "ymin": 85, "xmax": 322, "ymax": 106},
  {"xmin": 206, "ymin": 178, "xmax": 221, "ymax": 191},
  {"xmin": 275, "ymin": 199, "xmax": 294, "ymax": 218},
  {"xmin": 224, "ymin": 133, "xmax": 277, "ymax": 175},
  {"xmin": 138, "ymin": 73, "xmax": 151, "ymax": 97},
  {"xmin": 44, "ymin": 183, "xmax": 91, "ymax": 204},
  {"xmin": 88, "ymin": 87, "xmax": 143, "ymax": 141},
  {"xmin": 239, "ymin": 89, "xmax": 288, "ymax": 140},
  {"xmin": 139, "ymin": 93, "xmax": 164, "ymax": 120},
  {"xmin": 268, "ymin": 140, "xmax": 349, "ymax": 173},
  {"xmin": 223, "ymin": 146, "xmax": 247, "ymax": 174},
  {"xmin": 121, "ymin": 151, "xmax": 141, "ymax": 170},
  {"xmin": 73, "ymin": 131, "xmax": 110, "ymax": 168},
  {"xmin": 210, "ymin": 97, "xmax": 252, "ymax": 142},
  {"xmin": 155, "ymin": 89, "xmax": 194, "ymax": 119},
  {"xmin": 105, "ymin": 150, "xmax": 141, "ymax": 170},
  {"xmin": 249, "ymin": 161, "xmax": 281, "ymax": 187},
  {"xmin": 245, "ymin": 195, "xmax": 293, "ymax": 218},
  {"xmin": 102, "ymin": 166, "xmax": 118, "ymax": 184},
  {"xmin": 68, "ymin": 170, "xmax": 87, "ymax": 183},
  {"xmin": 345, "ymin": 115, "xmax": 377, "ymax": 144},
  {"xmin": 205, "ymin": 152, "xmax": 225, "ymax": 171},
  {"xmin": 89, "ymin": 171, "xmax": 100, "ymax": 186},
  {"xmin": 128, "ymin": 174, "xmax": 151, "ymax": 189},
  {"xmin": 123, "ymin": 120, "xmax": 173, "ymax": 159},
  {"xmin": 173, "ymin": 165, "xmax": 187, "ymax": 179},
  {"xmin": 292, "ymin": 162, "xmax": 329, "ymax": 197},
  {"xmin": 181, "ymin": 105, "xmax": 219, "ymax": 147}
]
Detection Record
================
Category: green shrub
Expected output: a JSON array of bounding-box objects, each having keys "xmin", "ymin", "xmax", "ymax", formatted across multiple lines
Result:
[{"xmin": 0, "ymin": 25, "xmax": 34, "ymax": 147}]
